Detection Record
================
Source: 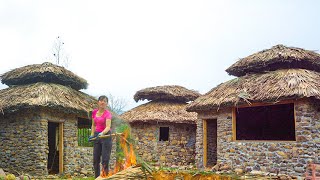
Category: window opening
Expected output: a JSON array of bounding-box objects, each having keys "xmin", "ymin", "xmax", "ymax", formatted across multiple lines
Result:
[
  {"xmin": 78, "ymin": 117, "xmax": 93, "ymax": 147},
  {"xmin": 235, "ymin": 103, "xmax": 295, "ymax": 141},
  {"xmin": 159, "ymin": 127, "xmax": 169, "ymax": 141}
]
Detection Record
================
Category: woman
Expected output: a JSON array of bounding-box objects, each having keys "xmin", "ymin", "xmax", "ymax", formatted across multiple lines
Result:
[{"xmin": 89, "ymin": 95, "xmax": 112, "ymax": 178}]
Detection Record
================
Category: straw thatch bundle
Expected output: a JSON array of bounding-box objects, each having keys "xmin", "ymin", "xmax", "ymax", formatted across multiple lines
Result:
[
  {"xmin": 134, "ymin": 85, "xmax": 201, "ymax": 102},
  {"xmin": 120, "ymin": 101, "xmax": 198, "ymax": 123},
  {"xmin": 226, "ymin": 44, "xmax": 320, "ymax": 77},
  {"xmin": 187, "ymin": 68, "xmax": 320, "ymax": 111},
  {"xmin": 1, "ymin": 62, "xmax": 88, "ymax": 90},
  {"xmin": 0, "ymin": 82, "xmax": 96, "ymax": 116}
]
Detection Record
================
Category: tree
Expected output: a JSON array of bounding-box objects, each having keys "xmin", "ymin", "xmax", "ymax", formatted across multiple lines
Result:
[
  {"xmin": 107, "ymin": 94, "xmax": 127, "ymax": 115},
  {"xmin": 51, "ymin": 36, "xmax": 70, "ymax": 67}
]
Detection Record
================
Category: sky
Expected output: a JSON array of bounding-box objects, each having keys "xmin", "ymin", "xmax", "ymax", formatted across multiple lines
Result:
[{"xmin": 0, "ymin": 0, "xmax": 320, "ymax": 111}]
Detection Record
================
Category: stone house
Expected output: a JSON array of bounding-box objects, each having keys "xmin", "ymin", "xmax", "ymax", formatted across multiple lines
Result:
[
  {"xmin": 121, "ymin": 85, "xmax": 200, "ymax": 167},
  {"xmin": 0, "ymin": 62, "xmax": 115, "ymax": 177},
  {"xmin": 186, "ymin": 45, "xmax": 320, "ymax": 176}
]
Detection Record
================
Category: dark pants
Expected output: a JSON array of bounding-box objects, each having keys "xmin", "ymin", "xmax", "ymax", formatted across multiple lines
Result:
[{"xmin": 93, "ymin": 131, "xmax": 112, "ymax": 178}]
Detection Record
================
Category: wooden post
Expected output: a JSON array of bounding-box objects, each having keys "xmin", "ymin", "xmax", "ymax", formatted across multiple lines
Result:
[
  {"xmin": 232, "ymin": 108, "xmax": 236, "ymax": 141},
  {"xmin": 203, "ymin": 119, "xmax": 207, "ymax": 167},
  {"xmin": 293, "ymin": 103, "xmax": 297, "ymax": 141},
  {"xmin": 59, "ymin": 123, "xmax": 64, "ymax": 173}
]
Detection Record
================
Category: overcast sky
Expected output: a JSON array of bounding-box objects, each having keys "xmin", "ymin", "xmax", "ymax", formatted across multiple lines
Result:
[{"xmin": 1, "ymin": 0, "xmax": 320, "ymax": 111}]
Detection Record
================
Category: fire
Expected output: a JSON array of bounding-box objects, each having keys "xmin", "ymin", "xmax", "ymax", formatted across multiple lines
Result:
[{"xmin": 99, "ymin": 129, "xmax": 136, "ymax": 178}]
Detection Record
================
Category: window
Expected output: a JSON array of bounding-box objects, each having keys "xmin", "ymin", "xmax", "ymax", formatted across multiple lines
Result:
[
  {"xmin": 78, "ymin": 118, "xmax": 93, "ymax": 147},
  {"xmin": 159, "ymin": 127, "xmax": 169, "ymax": 141},
  {"xmin": 234, "ymin": 103, "xmax": 295, "ymax": 141}
]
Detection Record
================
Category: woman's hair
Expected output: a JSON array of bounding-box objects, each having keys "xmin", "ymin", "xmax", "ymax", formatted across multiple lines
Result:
[{"xmin": 98, "ymin": 95, "xmax": 108, "ymax": 103}]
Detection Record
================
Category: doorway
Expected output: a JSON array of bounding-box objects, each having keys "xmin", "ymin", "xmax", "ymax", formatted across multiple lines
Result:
[
  {"xmin": 48, "ymin": 122, "xmax": 59, "ymax": 174},
  {"xmin": 203, "ymin": 119, "xmax": 217, "ymax": 167}
]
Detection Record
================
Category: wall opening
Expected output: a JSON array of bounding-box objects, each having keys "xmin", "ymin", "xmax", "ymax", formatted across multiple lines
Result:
[
  {"xmin": 206, "ymin": 119, "xmax": 217, "ymax": 167},
  {"xmin": 159, "ymin": 127, "xmax": 169, "ymax": 141},
  {"xmin": 235, "ymin": 103, "xmax": 295, "ymax": 141},
  {"xmin": 78, "ymin": 117, "xmax": 92, "ymax": 147},
  {"xmin": 48, "ymin": 122, "xmax": 59, "ymax": 174}
]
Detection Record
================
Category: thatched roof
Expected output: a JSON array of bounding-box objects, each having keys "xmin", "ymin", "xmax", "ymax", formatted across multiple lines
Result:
[
  {"xmin": 120, "ymin": 101, "xmax": 198, "ymax": 124},
  {"xmin": 1, "ymin": 62, "xmax": 88, "ymax": 90},
  {"xmin": 134, "ymin": 85, "xmax": 201, "ymax": 102},
  {"xmin": 187, "ymin": 68, "xmax": 320, "ymax": 112},
  {"xmin": 0, "ymin": 82, "xmax": 96, "ymax": 116},
  {"xmin": 226, "ymin": 44, "xmax": 320, "ymax": 77}
]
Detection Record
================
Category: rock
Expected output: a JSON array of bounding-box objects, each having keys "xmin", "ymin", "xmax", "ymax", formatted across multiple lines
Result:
[
  {"xmin": 296, "ymin": 135, "xmax": 308, "ymax": 142},
  {"xmin": 219, "ymin": 164, "xmax": 231, "ymax": 171},
  {"xmin": 229, "ymin": 148, "xmax": 235, "ymax": 153},
  {"xmin": 244, "ymin": 166, "xmax": 252, "ymax": 172},
  {"xmin": 268, "ymin": 144, "xmax": 277, "ymax": 151},
  {"xmin": 171, "ymin": 140, "xmax": 178, "ymax": 145},
  {"xmin": 279, "ymin": 174, "xmax": 291, "ymax": 180},
  {"xmin": 46, "ymin": 175, "xmax": 58, "ymax": 179},
  {"xmin": 250, "ymin": 170, "xmax": 264, "ymax": 176},
  {"xmin": 160, "ymin": 156, "xmax": 166, "ymax": 161},
  {"xmin": 170, "ymin": 165, "xmax": 178, "ymax": 169},
  {"xmin": 178, "ymin": 166, "xmax": 187, "ymax": 170},
  {"xmin": 294, "ymin": 167, "xmax": 304, "ymax": 173},
  {"xmin": 172, "ymin": 152, "xmax": 178, "ymax": 156},
  {"xmin": 235, "ymin": 168, "xmax": 244, "ymax": 174},
  {"xmin": 211, "ymin": 164, "xmax": 220, "ymax": 172},
  {"xmin": 235, "ymin": 159, "xmax": 241, "ymax": 164},
  {"xmin": 253, "ymin": 164, "xmax": 261, "ymax": 171},
  {"xmin": 291, "ymin": 147, "xmax": 299, "ymax": 157},
  {"xmin": 277, "ymin": 151, "xmax": 288, "ymax": 159},
  {"xmin": 80, "ymin": 169, "xmax": 88, "ymax": 175},
  {"xmin": 0, "ymin": 168, "xmax": 5, "ymax": 179}
]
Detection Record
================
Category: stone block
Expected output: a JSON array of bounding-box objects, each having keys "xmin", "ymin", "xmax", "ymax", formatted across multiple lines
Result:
[
  {"xmin": 235, "ymin": 168, "xmax": 243, "ymax": 174},
  {"xmin": 277, "ymin": 151, "xmax": 288, "ymax": 159},
  {"xmin": 160, "ymin": 156, "xmax": 166, "ymax": 161}
]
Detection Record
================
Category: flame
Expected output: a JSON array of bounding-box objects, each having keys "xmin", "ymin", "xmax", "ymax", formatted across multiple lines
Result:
[
  {"xmin": 99, "ymin": 129, "xmax": 136, "ymax": 178},
  {"xmin": 100, "ymin": 165, "xmax": 108, "ymax": 178}
]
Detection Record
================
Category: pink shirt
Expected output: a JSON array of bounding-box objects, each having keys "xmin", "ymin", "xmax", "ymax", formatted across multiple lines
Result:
[{"xmin": 92, "ymin": 109, "xmax": 112, "ymax": 133}]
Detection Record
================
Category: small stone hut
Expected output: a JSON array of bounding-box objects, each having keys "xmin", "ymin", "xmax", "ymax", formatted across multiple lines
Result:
[
  {"xmin": 121, "ymin": 85, "xmax": 200, "ymax": 167},
  {"xmin": 187, "ymin": 45, "xmax": 320, "ymax": 176},
  {"xmin": 0, "ymin": 62, "xmax": 104, "ymax": 177}
]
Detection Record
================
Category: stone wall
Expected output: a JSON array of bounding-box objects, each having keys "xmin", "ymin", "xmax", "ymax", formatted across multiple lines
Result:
[
  {"xmin": 0, "ymin": 109, "xmax": 48, "ymax": 175},
  {"xmin": 131, "ymin": 122, "xmax": 196, "ymax": 167},
  {"xmin": 195, "ymin": 118, "xmax": 204, "ymax": 169},
  {"xmin": 0, "ymin": 108, "xmax": 117, "ymax": 177},
  {"xmin": 195, "ymin": 99, "xmax": 320, "ymax": 176}
]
